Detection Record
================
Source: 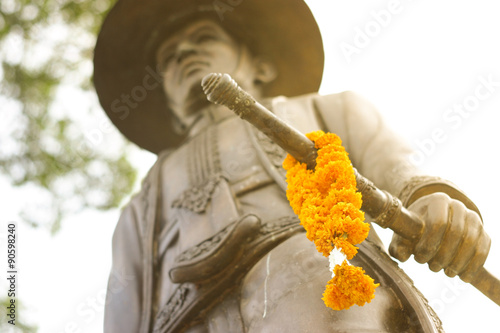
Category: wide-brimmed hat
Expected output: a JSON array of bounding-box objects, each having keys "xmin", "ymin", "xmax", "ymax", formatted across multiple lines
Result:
[{"xmin": 94, "ymin": 0, "xmax": 324, "ymax": 153}]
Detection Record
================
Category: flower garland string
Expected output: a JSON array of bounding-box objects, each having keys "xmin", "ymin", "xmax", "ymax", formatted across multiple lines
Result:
[{"xmin": 282, "ymin": 130, "xmax": 379, "ymax": 310}]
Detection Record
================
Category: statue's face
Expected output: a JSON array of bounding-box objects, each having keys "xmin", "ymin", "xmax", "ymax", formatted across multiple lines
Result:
[{"xmin": 156, "ymin": 19, "xmax": 256, "ymax": 127}]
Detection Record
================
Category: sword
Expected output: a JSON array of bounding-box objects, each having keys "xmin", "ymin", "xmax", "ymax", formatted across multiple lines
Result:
[{"xmin": 201, "ymin": 72, "xmax": 500, "ymax": 307}]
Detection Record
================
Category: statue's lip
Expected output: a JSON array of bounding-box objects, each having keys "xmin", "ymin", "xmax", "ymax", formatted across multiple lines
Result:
[{"xmin": 177, "ymin": 59, "xmax": 210, "ymax": 84}]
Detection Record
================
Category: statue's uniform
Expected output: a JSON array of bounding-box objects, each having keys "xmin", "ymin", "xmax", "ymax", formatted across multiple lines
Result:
[{"xmin": 104, "ymin": 92, "xmax": 444, "ymax": 333}]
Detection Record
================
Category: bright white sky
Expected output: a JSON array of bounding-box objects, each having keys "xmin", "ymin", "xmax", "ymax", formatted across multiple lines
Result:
[{"xmin": 2, "ymin": 0, "xmax": 500, "ymax": 332}]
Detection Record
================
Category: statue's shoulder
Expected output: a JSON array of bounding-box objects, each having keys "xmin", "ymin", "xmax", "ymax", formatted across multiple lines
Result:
[
  {"xmin": 267, "ymin": 91, "xmax": 381, "ymax": 149},
  {"xmin": 268, "ymin": 91, "xmax": 369, "ymax": 131},
  {"xmin": 276, "ymin": 90, "xmax": 360, "ymax": 101},
  {"xmin": 271, "ymin": 91, "xmax": 371, "ymax": 114},
  {"xmin": 303, "ymin": 91, "xmax": 382, "ymax": 128}
]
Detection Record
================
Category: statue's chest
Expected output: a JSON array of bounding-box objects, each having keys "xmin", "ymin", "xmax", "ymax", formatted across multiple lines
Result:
[
  {"xmin": 162, "ymin": 117, "xmax": 275, "ymax": 206},
  {"xmin": 159, "ymin": 117, "xmax": 283, "ymax": 262}
]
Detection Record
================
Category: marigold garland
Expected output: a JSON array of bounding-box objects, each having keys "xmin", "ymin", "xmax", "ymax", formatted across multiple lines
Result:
[{"xmin": 283, "ymin": 130, "xmax": 379, "ymax": 310}]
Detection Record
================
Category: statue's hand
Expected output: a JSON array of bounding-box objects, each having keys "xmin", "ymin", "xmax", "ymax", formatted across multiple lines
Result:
[{"xmin": 389, "ymin": 192, "xmax": 491, "ymax": 283}]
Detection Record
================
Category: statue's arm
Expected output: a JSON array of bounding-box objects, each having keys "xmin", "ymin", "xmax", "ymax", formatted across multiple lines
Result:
[
  {"xmin": 104, "ymin": 199, "xmax": 144, "ymax": 333},
  {"xmin": 311, "ymin": 92, "xmax": 490, "ymax": 282},
  {"xmin": 312, "ymin": 91, "xmax": 420, "ymax": 195}
]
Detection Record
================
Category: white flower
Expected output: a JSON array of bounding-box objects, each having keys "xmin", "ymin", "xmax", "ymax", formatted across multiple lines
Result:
[{"xmin": 329, "ymin": 246, "xmax": 349, "ymax": 278}]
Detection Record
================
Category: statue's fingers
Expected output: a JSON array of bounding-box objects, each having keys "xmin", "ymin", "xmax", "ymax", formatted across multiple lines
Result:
[
  {"xmin": 413, "ymin": 193, "xmax": 449, "ymax": 264},
  {"xmin": 459, "ymin": 216, "xmax": 491, "ymax": 283},
  {"xmin": 428, "ymin": 200, "xmax": 466, "ymax": 272},
  {"xmin": 444, "ymin": 211, "xmax": 481, "ymax": 278},
  {"xmin": 389, "ymin": 233, "xmax": 414, "ymax": 262}
]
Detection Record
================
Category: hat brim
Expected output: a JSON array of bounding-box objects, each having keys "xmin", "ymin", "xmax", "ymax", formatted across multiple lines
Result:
[{"xmin": 94, "ymin": 0, "xmax": 324, "ymax": 153}]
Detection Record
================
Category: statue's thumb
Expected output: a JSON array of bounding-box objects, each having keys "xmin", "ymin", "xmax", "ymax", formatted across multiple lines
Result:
[{"xmin": 389, "ymin": 233, "xmax": 414, "ymax": 262}]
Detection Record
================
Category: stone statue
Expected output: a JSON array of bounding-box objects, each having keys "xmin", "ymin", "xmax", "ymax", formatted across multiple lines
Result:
[{"xmin": 93, "ymin": 0, "xmax": 492, "ymax": 332}]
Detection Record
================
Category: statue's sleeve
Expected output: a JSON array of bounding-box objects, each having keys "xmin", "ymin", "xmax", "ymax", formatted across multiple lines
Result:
[
  {"xmin": 311, "ymin": 91, "xmax": 422, "ymax": 195},
  {"xmin": 103, "ymin": 151, "xmax": 170, "ymax": 333},
  {"xmin": 103, "ymin": 195, "xmax": 145, "ymax": 333}
]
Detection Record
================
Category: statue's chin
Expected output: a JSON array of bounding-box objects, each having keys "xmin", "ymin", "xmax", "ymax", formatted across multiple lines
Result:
[
  {"xmin": 184, "ymin": 84, "xmax": 210, "ymax": 115},
  {"xmin": 168, "ymin": 83, "xmax": 211, "ymax": 128}
]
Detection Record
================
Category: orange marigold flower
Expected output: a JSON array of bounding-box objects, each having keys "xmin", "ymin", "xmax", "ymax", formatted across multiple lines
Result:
[
  {"xmin": 322, "ymin": 261, "xmax": 379, "ymax": 310},
  {"xmin": 283, "ymin": 130, "xmax": 378, "ymax": 311},
  {"xmin": 332, "ymin": 239, "xmax": 358, "ymax": 260}
]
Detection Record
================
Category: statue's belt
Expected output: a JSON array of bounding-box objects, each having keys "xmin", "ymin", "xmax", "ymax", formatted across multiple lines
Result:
[{"xmin": 153, "ymin": 214, "xmax": 303, "ymax": 333}]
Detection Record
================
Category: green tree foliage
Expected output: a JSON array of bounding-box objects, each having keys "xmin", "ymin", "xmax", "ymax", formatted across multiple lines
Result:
[{"xmin": 0, "ymin": 0, "xmax": 137, "ymax": 233}]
